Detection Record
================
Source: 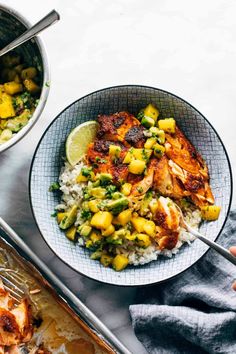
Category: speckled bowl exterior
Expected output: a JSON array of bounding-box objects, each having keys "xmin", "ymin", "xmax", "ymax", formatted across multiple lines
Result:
[
  {"xmin": 30, "ymin": 85, "xmax": 232, "ymax": 286},
  {"xmin": 0, "ymin": 5, "xmax": 49, "ymax": 153}
]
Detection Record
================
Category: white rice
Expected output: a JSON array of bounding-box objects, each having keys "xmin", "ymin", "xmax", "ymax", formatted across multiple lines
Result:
[{"xmin": 57, "ymin": 161, "xmax": 202, "ymax": 266}]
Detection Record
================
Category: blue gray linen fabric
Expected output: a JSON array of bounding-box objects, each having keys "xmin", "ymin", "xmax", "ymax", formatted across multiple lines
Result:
[{"xmin": 130, "ymin": 210, "xmax": 236, "ymax": 354}]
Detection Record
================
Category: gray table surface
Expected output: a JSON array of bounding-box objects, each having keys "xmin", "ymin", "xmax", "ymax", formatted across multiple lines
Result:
[{"xmin": 1, "ymin": 1, "xmax": 236, "ymax": 353}]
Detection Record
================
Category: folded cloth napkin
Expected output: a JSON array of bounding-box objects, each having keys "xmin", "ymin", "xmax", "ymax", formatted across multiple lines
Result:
[{"xmin": 130, "ymin": 209, "xmax": 236, "ymax": 354}]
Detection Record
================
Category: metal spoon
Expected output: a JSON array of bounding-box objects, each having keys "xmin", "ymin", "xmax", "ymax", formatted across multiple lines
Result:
[
  {"xmin": 0, "ymin": 10, "xmax": 60, "ymax": 57},
  {"xmin": 175, "ymin": 204, "xmax": 236, "ymax": 265}
]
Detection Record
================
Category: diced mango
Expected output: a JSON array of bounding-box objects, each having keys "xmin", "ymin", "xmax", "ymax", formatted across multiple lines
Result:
[
  {"xmin": 112, "ymin": 255, "xmax": 129, "ymax": 271},
  {"xmin": 137, "ymin": 233, "xmax": 151, "ymax": 248},
  {"xmin": 120, "ymin": 183, "xmax": 132, "ymax": 196},
  {"xmin": 76, "ymin": 172, "xmax": 88, "ymax": 183},
  {"xmin": 23, "ymin": 79, "xmax": 40, "ymax": 94},
  {"xmin": 128, "ymin": 160, "xmax": 146, "ymax": 174},
  {"xmin": 102, "ymin": 224, "xmax": 115, "ymax": 236},
  {"xmin": 109, "ymin": 144, "xmax": 121, "ymax": 157},
  {"xmin": 201, "ymin": 205, "xmax": 221, "ymax": 221},
  {"xmin": 90, "ymin": 211, "xmax": 113, "ymax": 229},
  {"xmin": 149, "ymin": 201, "xmax": 159, "ymax": 214},
  {"xmin": 123, "ymin": 148, "xmax": 152, "ymax": 163},
  {"xmin": 90, "ymin": 231, "xmax": 102, "ymax": 244},
  {"xmin": 143, "ymin": 220, "xmax": 156, "ymax": 237},
  {"xmin": 131, "ymin": 217, "xmax": 146, "ymax": 233},
  {"xmin": 117, "ymin": 209, "xmax": 132, "ymax": 226},
  {"xmin": 90, "ymin": 187, "xmax": 106, "ymax": 199},
  {"xmin": 144, "ymin": 137, "xmax": 156, "ymax": 149},
  {"xmin": 125, "ymin": 233, "xmax": 137, "ymax": 241},
  {"xmin": 153, "ymin": 143, "xmax": 165, "ymax": 158},
  {"xmin": 143, "ymin": 103, "xmax": 159, "ymax": 121},
  {"xmin": 57, "ymin": 212, "xmax": 67, "ymax": 224},
  {"xmin": 158, "ymin": 118, "xmax": 176, "ymax": 133},
  {"xmin": 100, "ymin": 254, "xmax": 113, "ymax": 267},
  {"xmin": 88, "ymin": 199, "xmax": 100, "ymax": 213},
  {"xmin": 65, "ymin": 226, "xmax": 77, "ymax": 241},
  {"xmin": 0, "ymin": 93, "xmax": 15, "ymax": 119},
  {"xmin": 3, "ymin": 81, "xmax": 23, "ymax": 95}
]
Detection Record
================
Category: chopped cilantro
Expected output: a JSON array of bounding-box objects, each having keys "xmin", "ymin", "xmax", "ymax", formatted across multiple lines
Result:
[
  {"xmin": 81, "ymin": 209, "xmax": 92, "ymax": 220},
  {"xmin": 95, "ymin": 157, "xmax": 107, "ymax": 163},
  {"xmin": 51, "ymin": 211, "xmax": 57, "ymax": 217},
  {"xmin": 106, "ymin": 185, "xmax": 117, "ymax": 198},
  {"xmin": 49, "ymin": 182, "xmax": 60, "ymax": 192},
  {"xmin": 137, "ymin": 110, "xmax": 144, "ymax": 120},
  {"xmin": 137, "ymin": 186, "xmax": 143, "ymax": 193}
]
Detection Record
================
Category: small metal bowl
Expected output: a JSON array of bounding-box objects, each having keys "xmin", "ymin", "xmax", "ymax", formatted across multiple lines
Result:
[{"xmin": 0, "ymin": 4, "xmax": 49, "ymax": 153}]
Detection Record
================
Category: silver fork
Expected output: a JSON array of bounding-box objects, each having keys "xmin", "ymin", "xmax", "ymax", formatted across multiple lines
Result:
[
  {"xmin": 175, "ymin": 204, "xmax": 236, "ymax": 265},
  {"xmin": 0, "ymin": 268, "xmax": 26, "ymax": 304}
]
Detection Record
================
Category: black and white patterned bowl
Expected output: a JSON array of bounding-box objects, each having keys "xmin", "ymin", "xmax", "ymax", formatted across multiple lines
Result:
[
  {"xmin": 30, "ymin": 85, "xmax": 232, "ymax": 286},
  {"xmin": 0, "ymin": 5, "xmax": 49, "ymax": 153}
]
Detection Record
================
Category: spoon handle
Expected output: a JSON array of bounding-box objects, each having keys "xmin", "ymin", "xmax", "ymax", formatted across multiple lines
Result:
[
  {"xmin": 186, "ymin": 223, "xmax": 236, "ymax": 265},
  {"xmin": 0, "ymin": 10, "xmax": 60, "ymax": 57}
]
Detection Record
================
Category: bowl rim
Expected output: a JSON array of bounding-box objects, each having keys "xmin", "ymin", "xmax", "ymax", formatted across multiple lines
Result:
[
  {"xmin": 0, "ymin": 4, "xmax": 50, "ymax": 153},
  {"xmin": 29, "ymin": 84, "xmax": 233, "ymax": 287}
]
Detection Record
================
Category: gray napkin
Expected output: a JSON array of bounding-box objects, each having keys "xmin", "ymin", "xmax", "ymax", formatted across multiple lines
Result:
[{"xmin": 130, "ymin": 210, "xmax": 236, "ymax": 354}]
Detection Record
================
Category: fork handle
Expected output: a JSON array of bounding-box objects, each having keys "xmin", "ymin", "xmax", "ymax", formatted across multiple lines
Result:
[
  {"xmin": 0, "ymin": 10, "xmax": 60, "ymax": 57},
  {"xmin": 186, "ymin": 224, "xmax": 236, "ymax": 265}
]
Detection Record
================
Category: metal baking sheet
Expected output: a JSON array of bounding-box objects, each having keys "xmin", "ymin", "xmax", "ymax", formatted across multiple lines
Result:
[{"xmin": 0, "ymin": 217, "xmax": 132, "ymax": 354}]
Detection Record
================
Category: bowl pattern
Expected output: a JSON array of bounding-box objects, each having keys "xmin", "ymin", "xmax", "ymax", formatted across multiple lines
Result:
[{"xmin": 30, "ymin": 86, "xmax": 232, "ymax": 286}]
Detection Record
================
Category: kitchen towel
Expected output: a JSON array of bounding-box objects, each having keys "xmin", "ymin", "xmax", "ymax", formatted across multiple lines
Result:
[{"xmin": 130, "ymin": 209, "xmax": 236, "ymax": 354}]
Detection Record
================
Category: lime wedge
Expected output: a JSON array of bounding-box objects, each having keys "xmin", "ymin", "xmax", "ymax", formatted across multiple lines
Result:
[{"xmin": 66, "ymin": 121, "xmax": 98, "ymax": 166}]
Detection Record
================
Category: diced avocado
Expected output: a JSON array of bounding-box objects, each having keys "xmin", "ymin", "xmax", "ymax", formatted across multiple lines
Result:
[
  {"xmin": 59, "ymin": 205, "xmax": 77, "ymax": 230},
  {"xmin": 6, "ymin": 109, "xmax": 31, "ymax": 132},
  {"xmin": 78, "ymin": 224, "xmax": 92, "ymax": 237},
  {"xmin": 141, "ymin": 116, "xmax": 155, "ymax": 128},
  {"xmin": 106, "ymin": 233, "xmax": 123, "ymax": 245},
  {"xmin": 112, "ymin": 192, "xmax": 123, "ymax": 200},
  {"xmin": 105, "ymin": 197, "xmax": 129, "ymax": 215},
  {"xmin": 90, "ymin": 250, "xmax": 102, "ymax": 260},
  {"xmin": 140, "ymin": 191, "xmax": 153, "ymax": 216},
  {"xmin": 90, "ymin": 187, "xmax": 107, "ymax": 199},
  {"xmin": 99, "ymin": 173, "xmax": 112, "ymax": 186},
  {"xmin": 143, "ymin": 103, "xmax": 159, "ymax": 121}
]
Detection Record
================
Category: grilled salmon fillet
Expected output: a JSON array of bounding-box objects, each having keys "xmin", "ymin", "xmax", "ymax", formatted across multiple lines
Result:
[
  {"xmin": 153, "ymin": 127, "xmax": 214, "ymax": 207},
  {"xmin": 87, "ymin": 111, "xmax": 146, "ymax": 184},
  {"xmin": 0, "ymin": 280, "xmax": 32, "ymax": 348}
]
